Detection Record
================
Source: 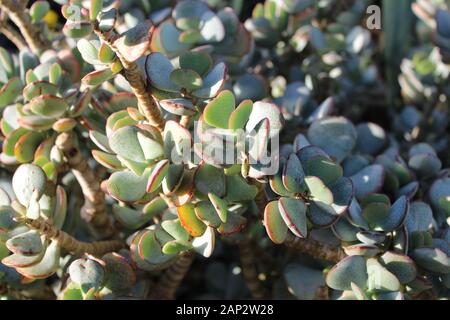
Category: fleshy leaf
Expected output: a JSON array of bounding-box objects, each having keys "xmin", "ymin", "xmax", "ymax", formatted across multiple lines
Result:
[
  {"xmin": 264, "ymin": 200, "xmax": 288, "ymax": 244},
  {"xmin": 278, "ymin": 197, "xmax": 307, "ymax": 238},
  {"xmin": 203, "ymin": 90, "xmax": 235, "ymax": 129},
  {"xmin": 178, "ymin": 203, "xmax": 207, "ymax": 237},
  {"xmin": 326, "ymin": 255, "xmax": 368, "ymax": 291},
  {"xmin": 12, "ymin": 164, "xmax": 47, "ymax": 207}
]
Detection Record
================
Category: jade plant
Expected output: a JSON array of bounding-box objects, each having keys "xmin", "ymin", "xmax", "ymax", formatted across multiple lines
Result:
[{"xmin": 0, "ymin": 0, "xmax": 448, "ymax": 301}]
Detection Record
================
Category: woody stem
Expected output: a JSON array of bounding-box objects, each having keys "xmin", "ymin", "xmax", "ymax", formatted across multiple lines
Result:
[
  {"xmin": 284, "ymin": 233, "xmax": 345, "ymax": 263},
  {"xmin": 19, "ymin": 217, "xmax": 124, "ymax": 256},
  {"xmin": 93, "ymin": 25, "xmax": 165, "ymax": 130},
  {"xmin": 150, "ymin": 251, "xmax": 195, "ymax": 300},
  {"xmin": 0, "ymin": 0, "xmax": 48, "ymax": 54},
  {"xmin": 55, "ymin": 132, "xmax": 116, "ymax": 239}
]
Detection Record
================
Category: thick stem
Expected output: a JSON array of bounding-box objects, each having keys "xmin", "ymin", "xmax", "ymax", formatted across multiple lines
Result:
[
  {"xmin": 179, "ymin": 116, "xmax": 191, "ymax": 128},
  {"xmin": 238, "ymin": 239, "xmax": 270, "ymax": 299},
  {"xmin": 150, "ymin": 251, "xmax": 195, "ymax": 300},
  {"xmin": 0, "ymin": 0, "xmax": 48, "ymax": 54},
  {"xmin": 93, "ymin": 26, "xmax": 165, "ymax": 130},
  {"xmin": 55, "ymin": 132, "xmax": 116, "ymax": 239},
  {"xmin": 284, "ymin": 233, "xmax": 345, "ymax": 263},
  {"xmin": 0, "ymin": 22, "xmax": 27, "ymax": 50},
  {"xmin": 19, "ymin": 217, "xmax": 124, "ymax": 256}
]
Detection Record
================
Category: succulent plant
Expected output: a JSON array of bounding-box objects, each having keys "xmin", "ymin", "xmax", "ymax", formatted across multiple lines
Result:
[{"xmin": 0, "ymin": 0, "xmax": 448, "ymax": 302}]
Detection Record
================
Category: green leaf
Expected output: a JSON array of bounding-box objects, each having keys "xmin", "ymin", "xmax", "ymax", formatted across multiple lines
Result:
[
  {"xmin": 161, "ymin": 219, "xmax": 190, "ymax": 242},
  {"xmin": 106, "ymin": 170, "xmax": 149, "ymax": 203},
  {"xmin": 69, "ymin": 257, "xmax": 105, "ymax": 294},
  {"xmin": 284, "ymin": 264, "xmax": 325, "ymax": 300},
  {"xmin": 283, "ymin": 153, "xmax": 306, "ymax": 193},
  {"xmin": 137, "ymin": 229, "xmax": 174, "ymax": 266},
  {"xmin": 16, "ymin": 241, "xmax": 60, "ymax": 279},
  {"xmin": 113, "ymin": 204, "xmax": 151, "ymax": 230},
  {"xmin": 170, "ymin": 69, "xmax": 203, "ymax": 90},
  {"xmin": 162, "ymin": 240, "xmax": 192, "ymax": 255},
  {"xmin": 305, "ymin": 176, "xmax": 333, "ymax": 205},
  {"xmin": 203, "ymin": 90, "xmax": 235, "ymax": 129},
  {"xmin": 162, "ymin": 164, "xmax": 185, "ymax": 195},
  {"xmin": 367, "ymin": 258, "xmax": 401, "ymax": 292},
  {"xmin": 145, "ymin": 52, "xmax": 180, "ymax": 92},
  {"xmin": 228, "ymin": 99, "xmax": 253, "ymax": 130},
  {"xmin": 326, "ymin": 256, "xmax": 368, "ymax": 291},
  {"xmin": 115, "ymin": 21, "xmax": 152, "ymax": 62},
  {"xmin": 30, "ymin": 94, "xmax": 68, "ymax": 118},
  {"xmin": 3, "ymin": 127, "xmax": 28, "ymax": 157},
  {"xmin": 208, "ymin": 193, "xmax": 227, "ymax": 223},
  {"xmin": 109, "ymin": 126, "xmax": 145, "ymax": 163},
  {"xmin": 343, "ymin": 244, "xmax": 380, "ymax": 258},
  {"xmin": 147, "ymin": 159, "xmax": 170, "ymax": 193},
  {"xmin": 264, "ymin": 200, "xmax": 288, "ymax": 244},
  {"xmin": 199, "ymin": 11, "xmax": 225, "ymax": 42},
  {"xmin": 6, "ymin": 230, "xmax": 43, "ymax": 256},
  {"xmin": 194, "ymin": 163, "xmax": 226, "ymax": 197},
  {"xmin": 178, "ymin": 203, "xmax": 207, "ymax": 237},
  {"xmin": 278, "ymin": 197, "xmax": 307, "ymax": 238},
  {"xmin": 137, "ymin": 130, "xmax": 164, "ymax": 161},
  {"xmin": 23, "ymin": 81, "xmax": 58, "ymax": 102},
  {"xmin": 380, "ymin": 251, "xmax": 417, "ymax": 284},
  {"xmin": 179, "ymin": 52, "xmax": 212, "ymax": 76},
  {"xmin": 0, "ymin": 188, "xmax": 11, "ymax": 206},
  {"xmin": 195, "ymin": 201, "xmax": 222, "ymax": 228},
  {"xmin": 412, "ymin": 247, "xmax": 450, "ymax": 274},
  {"xmin": 192, "ymin": 62, "xmax": 227, "ymax": 99},
  {"xmin": 246, "ymin": 101, "xmax": 283, "ymax": 138},
  {"xmin": 143, "ymin": 197, "xmax": 168, "ymax": 220},
  {"xmin": 2, "ymin": 250, "xmax": 45, "ymax": 268},
  {"xmin": 77, "ymin": 39, "xmax": 99, "ymax": 65},
  {"xmin": 63, "ymin": 21, "xmax": 93, "ymax": 39},
  {"xmin": 307, "ymin": 117, "xmax": 357, "ymax": 163},
  {"xmin": 102, "ymin": 253, "xmax": 136, "ymax": 292},
  {"xmin": 98, "ymin": 43, "xmax": 116, "ymax": 64},
  {"xmin": 224, "ymin": 174, "xmax": 258, "ymax": 202},
  {"xmin": 14, "ymin": 131, "xmax": 45, "ymax": 163},
  {"xmin": 160, "ymin": 98, "xmax": 196, "ymax": 116},
  {"xmin": 82, "ymin": 68, "xmax": 114, "ymax": 86},
  {"xmin": 90, "ymin": 0, "xmax": 104, "ymax": 21},
  {"xmin": 217, "ymin": 212, "xmax": 246, "ymax": 235},
  {"xmin": 163, "ymin": 120, "xmax": 192, "ymax": 162},
  {"xmin": 362, "ymin": 202, "xmax": 390, "ymax": 229},
  {"xmin": 30, "ymin": 1, "xmax": 50, "ymax": 23},
  {"xmin": 192, "ymin": 226, "xmax": 215, "ymax": 258},
  {"xmin": 97, "ymin": 8, "xmax": 117, "ymax": 32},
  {"xmin": 92, "ymin": 150, "xmax": 122, "ymax": 170},
  {"xmin": 12, "ymin": 164, "xmax": 47, "ymax": 207},
  {"xmin": 0, "ymin": 77, "xmax": 22, "ymax": 108},
  {"xmin": 306, "ymin": 156, "xmax": 343, "ymax": 186},
  {"xmin": 179, "ymin": 29, "xmax": 203, "ymax": 44}
]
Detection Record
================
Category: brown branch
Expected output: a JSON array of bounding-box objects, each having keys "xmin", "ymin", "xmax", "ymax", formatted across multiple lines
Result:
[
  {"xmin": 18, "ymin": 217, "xmax": 125, "ymax": 256},
  {"xmin": 0, "ymin": 21, "xmax": 27, "ymax": 50},
  {"xmin": 93, "ymin": 25, "xmax": 165, "ymax": 130},
  {"xmin": 0, "ymin": 0, "xmax": 48, "ymax": 54},
  {"xmin": 284, "ymin": 233, "xmax": 345, "ymax": 263},
  {"xmin": 238, "ymin": 239, "xmax": 270, "ymax": 299},
  {"xmin": 150, "ymin": 251, "xmax": 195, "ymax": 300},
  {"xmin": 55, "ymin": 132, "xmax": 116, "ymax": 239}
]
